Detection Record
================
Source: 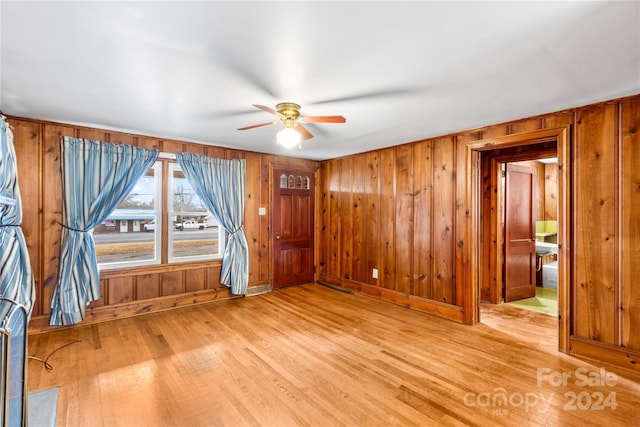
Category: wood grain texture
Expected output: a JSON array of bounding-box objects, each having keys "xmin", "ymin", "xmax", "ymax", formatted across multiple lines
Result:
[
  {"xmin": 7, "ymin": 116, "xmax": 315, "ymax": 329},
  {"xmin": 379, "ymin": 148, "xmax": 397, "ymax": 290},
  {"xmin": 432, "ymin": 137, "xmax": 455, "ymax": 304},
  {"xmin": 621, "ymin": 99, "xmax": 640, "ymax": 350},
  {"xmin": 574, "ymin": 105, "xmax": 617, "ymax": 345},
  {"xmin": 413, "ymin": 141, "xmax": 433, "ymax": 299},
  {"xmin": 340, "ymin": 157, "xmax": 353, "ymax": 280},
  {"xmin": 395, "ymin": 145, "xmax": 414, "ymax": 294},
  {"xmin": 11, "ymin": 120, "xmax": 43, "ymax": 314},
  {"xmin": 351, "ymin": 154, "xmax": 366, "ymax": 283},
  {"xmin": 27, "ymin": 284, "xmax": 640, "ymax": 426}
]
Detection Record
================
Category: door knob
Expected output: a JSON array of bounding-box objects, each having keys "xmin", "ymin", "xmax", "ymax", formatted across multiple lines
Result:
[{"xmin": 275, "ymin": 235, "xmax": 281, "ymax": 240}]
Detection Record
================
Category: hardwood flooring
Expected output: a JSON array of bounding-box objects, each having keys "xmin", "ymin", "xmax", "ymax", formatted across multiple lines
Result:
[{"xmin": 27, "ymin": 283, "xmax": 640, "ymax": 426}]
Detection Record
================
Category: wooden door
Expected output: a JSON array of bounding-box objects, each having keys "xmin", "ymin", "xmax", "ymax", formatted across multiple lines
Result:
[
  {"xmin": 272, "ymin": 169, "xmax": 315, "ymax": 288},
  {"xmin": 504, "ymin": 164, "xmax": 537, "ymax": 302}
]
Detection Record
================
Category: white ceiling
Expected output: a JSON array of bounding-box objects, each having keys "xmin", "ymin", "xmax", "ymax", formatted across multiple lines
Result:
[{"xmin": 2, "ymin": 1, "xmax": 639, "ymax": 161}]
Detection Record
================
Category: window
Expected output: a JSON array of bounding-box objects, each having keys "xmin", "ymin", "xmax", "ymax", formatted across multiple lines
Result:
[
  {"xmin": 95, "ymin": 162, "xmax": 161, "ymax": 269},
  {"xmin": 95, "ymin": 160, "xmax": 224, "ymax": 270},
  {"xmin": 169, "ymin": 163, "xmax": 224, "ymax": 262}
]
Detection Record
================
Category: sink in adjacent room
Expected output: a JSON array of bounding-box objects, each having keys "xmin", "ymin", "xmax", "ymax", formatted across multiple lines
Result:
[{"xmin": 536, "ymin": 241, "xmax": 558, "ymax": 256}]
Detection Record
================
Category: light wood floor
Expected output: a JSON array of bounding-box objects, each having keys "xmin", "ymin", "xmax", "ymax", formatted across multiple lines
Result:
[{"xmin": 28, "ymin": 283, "xmax": 640, "ymax": 426}]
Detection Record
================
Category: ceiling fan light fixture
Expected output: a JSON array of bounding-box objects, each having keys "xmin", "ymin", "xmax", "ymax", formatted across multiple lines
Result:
[{"xmin": 276, "ymin": 127, "xmax": 301, "ymax": 148}]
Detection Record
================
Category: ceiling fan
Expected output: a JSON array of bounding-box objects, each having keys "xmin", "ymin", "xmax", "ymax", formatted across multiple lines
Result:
[{"xmin": 237, "ymin": 103, "xmax": 346, "ymax": 148}]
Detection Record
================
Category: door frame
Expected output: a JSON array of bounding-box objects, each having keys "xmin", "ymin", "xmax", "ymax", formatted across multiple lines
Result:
[{"xmin": 466, "ymin": 126, "xmax": 571, "ymax": 353}]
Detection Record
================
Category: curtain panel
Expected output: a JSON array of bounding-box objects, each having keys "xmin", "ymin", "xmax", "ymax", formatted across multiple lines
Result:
[
  {"xmin": 175, "ymin": 153, "xmax": 249, "ymax": 295},
  {"xmin": 50, "ymin": 138, "xmax": 158, "ymax": 326},
  {"xmin": 0, "ymin": 117, "xmax": 35, "ymax": 321}
]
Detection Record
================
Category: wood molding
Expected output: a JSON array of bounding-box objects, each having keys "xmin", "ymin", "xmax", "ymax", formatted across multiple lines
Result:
[
  {"xmin": 569, "ymin": 336, "xmax": 640, "ymax": 374},
  {"xmin": 28, "ymin": 287, "xmax": 236, "ymax": 334},
  {"xmin": 466, "ymin": 126, "xmax": 571, "ymax": 353},
  {"xmin": 319, "ymin": 277, "xmax": 465, "ymax": 323}
]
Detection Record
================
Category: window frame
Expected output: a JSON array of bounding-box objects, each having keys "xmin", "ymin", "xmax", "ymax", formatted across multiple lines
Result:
[
  {"xmin": 96, "ymin": 158, "xmax": 225, "ymax": 271},
  {"xmin": 97, "ymin": 161, "xmax": 162, "ymax": 271},
  {"xmin": 168, "ymin": 162, "xmax": 225, "ymax": 263}
]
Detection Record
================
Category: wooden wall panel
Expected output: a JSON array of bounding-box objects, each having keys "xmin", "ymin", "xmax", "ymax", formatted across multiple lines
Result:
[
  {"xmin": 328, "ymin": 160, "xmax": 340, "ymax": 279},
  {"xmin": 379, "ymin": 148, "xmax": 396, "ymax": 289},
  {"xmin": 317, "ymin": 162, "xmax": 329, "ymax": 278},
  {"xmin": 136, "ymin": 137, "xmax": 161, "ymax": 151},
  {"xmin": 185, "ymin": 268, "xmax": 206, "ymax": 292},
  {"xmin": 41, "ymin": 124, "xmax": 72, "ymax": 316},
  {"xmin": 395, "ymin": 145, "xmax": 413, "ymax": 294},
  {"xmin": 136, "ymin": 274, "xmax": 161, "ymax": 300},
  {"xmin": 162, "ymin": 140, "xmax": 185, "ymax": 153},
  {"xmin": 108, "ymin": 132, "xmax": 135, "ymax": 145},
  {"xmin": 351, "ymin": 155, "xmax": 366, "ymax": 283},
  {"xmin": 412, "ymin": 141, "xmax": 432, "ymax": 299},
  {"xmin": 340, "ymin": 158, "xmax": 353, "ymax": 280},
  {"xmin": 364, "ymin": 151, "xmax": 379, "ymax": 286},
  {"xmin": 11, "ymin": 121, "xmax": 42, "ymax": 313},
  {"xmin": 432, "ymin": 138, "xmax": 455, "ymax": 304},
  {"xmin": 244, "ymin": 152, "xmax": 262, "ymax": 286},
  {"xmin": 161, "ymin": 271, "xmax": 184, "ymax": 296},
  {"xmin": 622, "ymin": 99, "xmax": 640, "ymax": 350},
  {"xmin": 108, "ymin": 276, "xmax": 134, "ymax": 305},
  {"xmin": 573, "ymin": 105, "xmax": 617, "ymax": 345},
  {"xmin": 76, "ymin": 128, "xmax": 108, "ymax": 141}
]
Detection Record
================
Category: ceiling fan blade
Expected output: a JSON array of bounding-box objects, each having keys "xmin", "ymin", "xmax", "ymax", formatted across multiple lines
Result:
[
  {"xmin": 311, "ymin": 88, "xmax": 419, "ymax": 105},
  {"xmin": 300, "ymin": 115, "xmax": 346, "ymax": 123},
  {"xmin": 295, "ymin": 125, "xmax": 314, "ymax": 140},
  {"xmin": 253, "ymin": 104, "xmax": 283, "ymax": 117},
  {"xmin": 237, "ymin": 121, "xmax": 278, "ymax": 131}
]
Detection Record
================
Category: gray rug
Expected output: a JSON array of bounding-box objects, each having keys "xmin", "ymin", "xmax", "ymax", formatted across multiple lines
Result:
[{"xmin": 28, "ymin": 387, "xmax": 58, "ymax": 427}]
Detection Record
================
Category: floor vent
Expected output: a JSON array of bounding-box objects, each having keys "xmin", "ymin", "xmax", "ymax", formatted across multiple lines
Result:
[{"xmin": 246, "ymin": 285, "xmax": 272, "ymax": 296}]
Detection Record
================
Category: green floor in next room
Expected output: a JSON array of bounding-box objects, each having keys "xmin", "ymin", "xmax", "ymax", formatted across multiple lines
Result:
[{"xmin": 509, "ymin": 287, "xmax": 558, "ymax": 316}]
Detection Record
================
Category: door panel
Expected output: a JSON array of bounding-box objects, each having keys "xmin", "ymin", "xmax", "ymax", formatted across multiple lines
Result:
[
  {"xmin": 504, "ymin": 164, "xmax": 537, "ymax": 302},
  {"xmin": 273, "ymin": 169, "xmax": 315, "ymax": 288}
]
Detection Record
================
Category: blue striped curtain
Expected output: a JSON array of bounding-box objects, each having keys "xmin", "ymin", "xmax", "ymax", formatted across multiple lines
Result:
[
  {"xmin": 50, "ymin": 138, "xmax": 158, "ymax": 326},
  {"xmin": 175, "ymin": 154, "xmax": 249, "ymax": 295},
  {"xmin": 0, "ymin": 117, "xmax": 35, "ymax": 320}
]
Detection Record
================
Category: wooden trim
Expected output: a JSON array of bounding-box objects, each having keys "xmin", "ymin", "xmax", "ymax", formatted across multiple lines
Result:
[
  {"xmin": 28, "ymin": 287, "xmax": 236, "ymax": 334},
  {"xmin": 466, "ymin": 126, "xmax": 571, "ymax": 351},
  {"xmin": 321, "ymin": 277, "xmax": 465, "ymax": 323},
  {"xmin": 569, "ymin": 336, "xmax": 640, "ymax": 374},
  {"xmin": 99, "ymin": 259, "xmax": 223, "ymax": 279}
]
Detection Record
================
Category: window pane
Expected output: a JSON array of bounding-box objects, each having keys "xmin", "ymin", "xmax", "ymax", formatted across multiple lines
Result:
[
  {"xmin": 95, "ymin": 165, "xmax": 160, "ymax": 267},
  {"xmin": 170, "ymin": 165, "xmax": 223, "ymax": 261}
]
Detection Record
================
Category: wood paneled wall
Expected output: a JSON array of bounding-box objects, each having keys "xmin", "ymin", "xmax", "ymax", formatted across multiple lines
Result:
[
  {"xmin": 8, "ymin": 116, "xmax": 316, "ymax": 332},
  {"xmin": 317, "ymin": 94, "xmax": 640, "ymax": 372}
]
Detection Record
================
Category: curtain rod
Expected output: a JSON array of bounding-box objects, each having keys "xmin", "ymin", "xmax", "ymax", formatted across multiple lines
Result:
[{"xmin": 158, "ymin": 152, "xmax": 176, "ymax": 160}]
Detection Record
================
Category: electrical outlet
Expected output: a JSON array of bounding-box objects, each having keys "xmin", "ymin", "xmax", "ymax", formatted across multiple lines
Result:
[{"xmin": 372, "ymin": 268, "xmax": 378, "ymax": 279}]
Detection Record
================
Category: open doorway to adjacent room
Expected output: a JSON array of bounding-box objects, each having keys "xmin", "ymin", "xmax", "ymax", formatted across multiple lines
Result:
[{"xmin": 467, "ymin": 126, "xmax": 571, "ymax": 353}]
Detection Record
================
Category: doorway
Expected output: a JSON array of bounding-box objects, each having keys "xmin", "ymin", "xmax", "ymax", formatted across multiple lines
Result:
[
  {"xmin": 271, "ymin": 167, "xmax": 315, "ymax": 288},
  {"xmin": 466, "ymin": 126, "xmax": 570, "ymax": 353},
  {"xmin": 501, "ymin": 158, "xmax": 559, "ymax": 317}
]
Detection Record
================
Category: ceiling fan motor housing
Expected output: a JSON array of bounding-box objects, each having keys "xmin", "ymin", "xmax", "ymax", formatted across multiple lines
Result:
[{"xmin": 276, "ymin": 103, "xmax": 301, "ymax": 128}]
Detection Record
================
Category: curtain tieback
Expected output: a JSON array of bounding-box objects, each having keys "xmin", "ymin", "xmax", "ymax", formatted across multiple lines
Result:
[
  {"xmin": 0, "ymin": 224, "xmax": 19, "ymax": 227},
  {"xmin": 58, "ymin": 222, "xmax": 90, "ymax": 233},
  {"xmin": 229, "ymin": 226, "xmax": 244, "ymax": 236}
]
